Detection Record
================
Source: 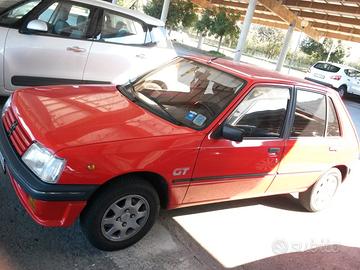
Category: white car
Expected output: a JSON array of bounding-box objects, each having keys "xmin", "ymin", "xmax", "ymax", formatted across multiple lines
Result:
[
  {"xmin": 0, "ymin": 0, "xmax": 176, "ymax": 95},
  {"xmin": 305, "ymin": 61, "xmax": 360, "ymax": 98}
]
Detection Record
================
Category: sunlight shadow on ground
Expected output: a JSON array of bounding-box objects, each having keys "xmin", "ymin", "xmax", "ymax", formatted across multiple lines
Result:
[
  {"xmin": 164, "ymin": 161, "xmax": 360, "ymax": 268},
  {"xmin": 242, "ymin": 245, "xmax": 360, "ymax": 270}
]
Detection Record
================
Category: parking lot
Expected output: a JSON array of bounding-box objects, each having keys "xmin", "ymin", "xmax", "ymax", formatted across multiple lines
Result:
[
  {"xmin": 1, "ymin": 0, "xmax": 360, "ymax": 269},
  {"xmin": 0, "ymin": 95, "xmax": 359, "ymax": 270}
]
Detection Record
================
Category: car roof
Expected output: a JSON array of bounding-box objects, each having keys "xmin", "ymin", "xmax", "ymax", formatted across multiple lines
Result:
[
  {"xmin": 185, "ymin": 55, "xmax": 333, "ymax": 93},
  {"xmin": 73, "ymin": 0, "xmax": 164, "ymax": 27},
  {"xmin": 313, "ymin": 61, "xmax": 359, "ymax": 71}
]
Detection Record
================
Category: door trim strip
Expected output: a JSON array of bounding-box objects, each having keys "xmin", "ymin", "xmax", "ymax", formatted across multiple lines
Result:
[{"xmin": 12, "ymin": 76, "xmax": 111, "ymax": 87}]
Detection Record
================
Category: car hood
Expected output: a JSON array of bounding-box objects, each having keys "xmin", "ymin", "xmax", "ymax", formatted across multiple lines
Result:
[{"xmin": 12, "ymin": 85, "xmax": 194, "ymax": 152}]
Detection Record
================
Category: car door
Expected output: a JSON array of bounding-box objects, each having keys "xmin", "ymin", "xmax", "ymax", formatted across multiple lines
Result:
[
  {"xmin": 345, "ymin": 69, "xmax": 356, "ymax": 94},
  {"xmin": 183, "ymin": 85, "xmax": 293, "ymax": 204},
  {"xmin": 353, "ymin": 76, "xmax": 360, "ymax": 96},
  {"xmin": 267, "ymin": 88, "xmax": 338, "ymax": 194},
  {"xmin": 349, "ymin": 70, "xmax": 360, "ymax": 95},
  {"xmin": 4, "ymin": 0, "xmax": 96, "ymax": 91},
  {"xmin": 83, "ymin": 8, "xmax": 174, "ymax": 85}
]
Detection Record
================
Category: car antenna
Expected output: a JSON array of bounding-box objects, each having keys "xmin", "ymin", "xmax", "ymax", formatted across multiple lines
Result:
[{"xmin": 207, "ymin": 57, "xmax": 219, "ymax": 64}]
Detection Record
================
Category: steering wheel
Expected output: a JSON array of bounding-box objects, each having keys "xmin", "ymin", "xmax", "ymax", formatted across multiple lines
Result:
[
  {"xmin": 193, "ymin": 101, "xmax": 216, "ymax": 117},
  {"xmin": 145, "ymin": 80, "xmax": 168, "ymax": 91}
]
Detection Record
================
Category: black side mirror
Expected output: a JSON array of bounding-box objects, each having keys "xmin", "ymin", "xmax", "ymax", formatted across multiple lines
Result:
[{"xmin": 222, "ymin": 124, "xmax": 245, "ymax": 142}]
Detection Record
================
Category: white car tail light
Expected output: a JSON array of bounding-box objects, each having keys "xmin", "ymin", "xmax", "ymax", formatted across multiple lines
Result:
[{"xmin": 330, "ymin": 75, "xmax": 342, "ymax": 80}]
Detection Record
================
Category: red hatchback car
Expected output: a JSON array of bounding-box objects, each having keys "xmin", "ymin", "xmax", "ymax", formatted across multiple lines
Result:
[{"xmin": 0, "ymin": 56, "xmax": 358, "ymax": 250}]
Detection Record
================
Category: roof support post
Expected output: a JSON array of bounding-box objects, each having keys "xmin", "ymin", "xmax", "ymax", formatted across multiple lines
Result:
[
  {"xmin": 234, "ymin": 0, "xmax": 257, "ymax": 62},
  {"xmin": 276, "ymin": 22, "xmax": 295, "ymax": 72},
  {"xmin": 326, "ymin": 41, "xmax": 336, "ymax": 62},
  {"xmin": 197, "ymin": 34, "xmax": 204, "ymax": 49},
  {"xmin": 161, "ymin": 0, "xmax": 171, "ymax": 24}
]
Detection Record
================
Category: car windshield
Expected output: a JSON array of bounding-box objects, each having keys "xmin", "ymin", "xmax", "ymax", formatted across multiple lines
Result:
[
  {"xmin": 119, "ymin": 58, "xmax": 246, "ymax": 130},
  {"xmin": 0, "ymin": 0, "xmax": 41, "ymax": 26}
]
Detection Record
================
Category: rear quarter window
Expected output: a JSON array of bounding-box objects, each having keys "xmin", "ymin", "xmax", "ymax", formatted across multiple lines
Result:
[
  {"xmin": 314, "ymin": 63, "xmax": 340, "ymax": 73},
  {"xmin": 327, "ymin": 97, "xmax": 340, "ymax": 137}
]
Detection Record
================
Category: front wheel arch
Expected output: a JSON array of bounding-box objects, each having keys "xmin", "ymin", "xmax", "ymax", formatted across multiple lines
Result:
[
  {"xmin": 87, "ymin": 171, "xmax": 169, "ymax": 210},
  {"xmin": 80, "ymin": 175, "xmax": 160, "ymax": 250}
]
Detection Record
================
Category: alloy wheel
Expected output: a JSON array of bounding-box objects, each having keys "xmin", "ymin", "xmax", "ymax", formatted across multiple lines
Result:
[
  {"xmin": 311, "ymin": 172, "xmax": 339, "ymax": 210},
  {"xmin": 101, "ymin": 195, "xmax": 150, "ymax": 242}
]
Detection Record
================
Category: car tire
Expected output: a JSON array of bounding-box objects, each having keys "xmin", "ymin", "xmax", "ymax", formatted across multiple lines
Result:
[
  {"xmin": 337, "ymin": 85, "xmax": 347, "ymax": 98},
  {"xmin": 80, "ymin": 176, "xmax": 160, "ymax": 251},
  {"xmin": 299, "ymin": 168, "xmax": 342, "ymax": 212}
]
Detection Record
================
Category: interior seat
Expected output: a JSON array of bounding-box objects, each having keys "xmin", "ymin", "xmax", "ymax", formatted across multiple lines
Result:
[
  {"xmin": 53, "ymin": 6, "xmax": 72, "ymax": 36},
  {"xmin": 70, "ymin": 15, "xmax": 87, "ymax": 39}
]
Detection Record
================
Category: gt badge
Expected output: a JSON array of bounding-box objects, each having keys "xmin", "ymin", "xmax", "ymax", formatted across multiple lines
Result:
[{"xmin": 173, "ymin": 167, "xmax": 190, "ymax": 176}]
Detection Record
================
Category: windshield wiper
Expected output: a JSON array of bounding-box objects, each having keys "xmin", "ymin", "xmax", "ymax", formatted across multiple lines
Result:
[{"xmin": 138, "ymin": 93, "xmax": 183, "ymax": 126}]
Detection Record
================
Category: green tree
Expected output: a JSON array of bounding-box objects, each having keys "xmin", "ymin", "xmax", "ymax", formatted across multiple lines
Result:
[
  {"xmin": 248, "ymin": 26, "xmax": 284, "ymax": 59},
  {"xmin": 143, "ymin": 0, "xmax": 197, "ymax": 31},
  {"xmin": 209, "ymin": 8, "xmax": 240, "ymax": 52},
  {"xmin": 195, "ymin": 8, "xmax": 214, "ymax": 36},
  {"xmin": 194, "ymin": 8, "xmax": 214, "ymax": 48},
  {"xmin": 300, "ymin": 38, "xmax": 346, "ymax": 63}
]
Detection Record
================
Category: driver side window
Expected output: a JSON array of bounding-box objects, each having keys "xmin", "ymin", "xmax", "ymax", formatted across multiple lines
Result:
[
  {"xmin": 35, "ymin": 2, "xmax": 92, "ymax": 39},
  {"xmin": 226, "ymin": 86, "xmax": 291, "ymax": 138}
]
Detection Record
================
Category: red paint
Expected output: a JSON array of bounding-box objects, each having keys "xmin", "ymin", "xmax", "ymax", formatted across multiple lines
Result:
[
  {"xmin": 4, "ymin": 56, "xmax": 359, "ymax": 227},
  {"xmin": 9, "ymin": 171, "xmax": 86, "ymax": 227}
]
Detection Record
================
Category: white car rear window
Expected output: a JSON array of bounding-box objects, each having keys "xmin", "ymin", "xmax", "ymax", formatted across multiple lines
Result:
[{"xmin": 314, "ymin": 63, "xmax": 340, "ymax": 73}]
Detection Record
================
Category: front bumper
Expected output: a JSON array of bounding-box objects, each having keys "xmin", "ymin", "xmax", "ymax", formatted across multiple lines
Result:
[
  {"xmin": 0, "ymin": 121, "xmax": 99, "ymax": 226},
  {"xmin": 9, "ymin": 172, "xmax": 86, "ymax": 226}
]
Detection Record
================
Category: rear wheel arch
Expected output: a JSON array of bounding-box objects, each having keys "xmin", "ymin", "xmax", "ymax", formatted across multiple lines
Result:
[
  {"xmin": 334, "ymin": 165, "xmax": 348, "ymax": 182},
  {"xmin": 338, "ymin": 84, "xmax": 349, "ymax": 95},
  {"xmin": 339, "ymin": 84, "xmax": 347, "ymax": 89},
  {"xmin": 299, "ymin": 167, "xmax": 342, "ymax": 212},
  {"xmin": 336, "ymin": 84, "xmax": 347, "ymax": 98}
]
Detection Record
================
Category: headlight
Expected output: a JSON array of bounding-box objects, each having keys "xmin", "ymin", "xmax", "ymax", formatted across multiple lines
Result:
[
  {"xmin": 2, "ymin": 95, "xmax": 12, "ymax": 117},
  {"xmin": 22, "ymin": 142, "xmax": 66, "ymax": 184}
]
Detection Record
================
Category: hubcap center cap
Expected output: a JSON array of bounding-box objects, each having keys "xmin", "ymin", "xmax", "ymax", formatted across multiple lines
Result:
[{"xmin": 120, "ymin": 213, "xmax": 130, "ymax": 222}]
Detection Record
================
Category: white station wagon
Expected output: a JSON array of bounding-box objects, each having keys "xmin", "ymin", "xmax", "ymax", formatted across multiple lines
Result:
[{"xmin": 0, "ymin": 0, "xmax": 176, "ymax": 95}]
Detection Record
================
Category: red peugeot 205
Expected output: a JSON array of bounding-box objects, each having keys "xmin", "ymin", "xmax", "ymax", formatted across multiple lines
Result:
[{"xmin": 0, "ymin": 56, "xmax": 358, "ymax": 250}]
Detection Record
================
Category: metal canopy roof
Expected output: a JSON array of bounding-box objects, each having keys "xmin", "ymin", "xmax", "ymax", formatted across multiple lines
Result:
[
  {"xmin": 194, "ymin": 0, "xmax": 360, "ymax": 43},
  {"xmin": 1, "ymin": 0, "xmax": 359, "ymax": 42}
]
